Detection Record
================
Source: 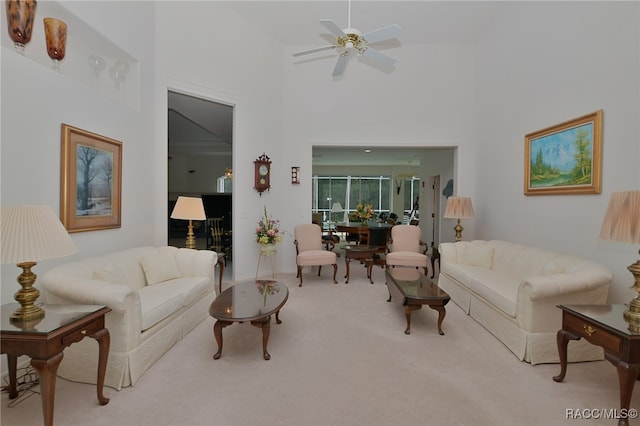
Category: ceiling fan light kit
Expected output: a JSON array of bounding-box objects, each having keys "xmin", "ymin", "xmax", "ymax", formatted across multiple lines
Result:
[{"xmin": 292, "ymin": 1, "xmax": 401, "ymax": 77}]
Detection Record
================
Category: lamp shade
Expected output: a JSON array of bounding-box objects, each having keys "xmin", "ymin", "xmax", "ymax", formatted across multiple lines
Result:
[
  {"xmin": 599, "ymin": 190, "xmax": 640, "ymax": 243},
  {"xmin": 444, "ymin": 197, "xmax": 475, "ymax": 219},
  {"xmin": 1, "ymin": 205, "xmax": 77, "ymax": 264},
  {"xmin": 331, "ymin": 202, "xmax": 343, "ymax": 213},
  {"xmin": 170, "ymin": 196, "xmax": 206, "ymax": 220}
]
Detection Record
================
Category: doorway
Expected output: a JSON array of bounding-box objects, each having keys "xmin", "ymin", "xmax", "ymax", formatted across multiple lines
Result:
[{"xmin": 167, "ymin": 90, "xmax": 233, "ymax": 277}]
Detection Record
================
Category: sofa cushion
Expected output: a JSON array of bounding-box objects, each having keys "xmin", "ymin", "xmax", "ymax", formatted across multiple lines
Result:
[
  {"xmin": 463, "ymin": 244, "xmax": 494, "ymax": 268},
  {"xmin": 138, "ymin": 284, "xmax": 184, "ymax": 331},
  {"xmin": 137, "ymin": 276, "xmax": 210, "ymax": 331},
  {"xmin": 444, "ymin": 264, "xmax": 519, "ymax": 317},
  {"xmin": 468, "ymin": 269, "xmax": 519, "ymax": 318},
  {"xmin": 163, "ymin": 276, "xmax": 211, "ymax": 306},
  {"xmin": 441, "ymin": 264, "xmax": 474, "ymax": 289},
  {"xmin": 141, "ymin": 254, "xmax": 182, "ymax": 285}
]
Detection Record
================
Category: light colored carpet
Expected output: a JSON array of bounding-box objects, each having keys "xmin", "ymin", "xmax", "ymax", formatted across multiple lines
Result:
[{"xmin": 1, "ymin": 266, "xmax": 633, "ymax": 426}]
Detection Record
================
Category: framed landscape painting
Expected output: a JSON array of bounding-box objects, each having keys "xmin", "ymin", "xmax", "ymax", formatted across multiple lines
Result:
[
  {"xmin": 60, "ymin": 124, "xmax": 122, "ymax": 232},
  {"xmin": 524, "ymin": 110, "xmax": 602, "ymax": 195}
]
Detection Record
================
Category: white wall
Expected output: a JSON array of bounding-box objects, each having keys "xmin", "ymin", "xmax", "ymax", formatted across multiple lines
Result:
[
  {"xmin": 1, "ymin": 1, "xmax": 156, "ymax": 305},
  {"xmin": 473, "ymin": 1, "xmax": 640, "ymax": 303},
  {"xmin": 154, "ymin": 2, "xmax": 285, "ymax": 281},
  {"xmin": 280, "ymin": 43, "xmax": 476, "ymax": 272}
]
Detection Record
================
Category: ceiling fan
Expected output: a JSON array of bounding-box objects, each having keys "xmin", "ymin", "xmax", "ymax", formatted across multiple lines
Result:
[{"xmin": 292, "ymin": 0, "xmax": 402, "ymax": 77}]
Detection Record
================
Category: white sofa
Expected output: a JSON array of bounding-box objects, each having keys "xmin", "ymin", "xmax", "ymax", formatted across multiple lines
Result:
[
  {"xmin": 438, "ymin": 240, "xmax": 612, "ymax": 365},
  {"xmin": 41, "ymin": 246, "xmax": 220, "ymax": 390}
]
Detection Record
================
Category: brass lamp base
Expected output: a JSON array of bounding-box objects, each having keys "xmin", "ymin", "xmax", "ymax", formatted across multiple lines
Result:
[
  {"xmin": 623, "ymin": 255, "xmax": 640, "ymax": 332},
  {"xmin": 11, "ymin": 261, "xmax": 45, "ymax": 321},
  {"xmin": 185, "ymin": 220, "xmax": 196, "ymax": 249},
  {"xmin": 453, "ymin": 219, "xmax": 464, "ymax": 242}
]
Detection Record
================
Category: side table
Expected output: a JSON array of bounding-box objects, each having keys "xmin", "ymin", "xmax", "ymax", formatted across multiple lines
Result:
[
  {"xmin": 1, "ymin": 303, "xmax": 111, "ymax": 426},
  {"xmin": 343, "ymin": 245, "xmax": 376, "ymax": 284},
  {"xmin": 553, "ymin": 304, "xmax": 640, "ymax": 426}
]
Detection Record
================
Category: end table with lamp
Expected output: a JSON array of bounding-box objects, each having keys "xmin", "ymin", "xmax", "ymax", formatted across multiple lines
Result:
[
  {"xmin": 553, "ymin": 190, "xmax": 640, "ymax": 426},
  {"xmin": 0, "ymin": 205, "xmax": 111, "ymax": 426}
]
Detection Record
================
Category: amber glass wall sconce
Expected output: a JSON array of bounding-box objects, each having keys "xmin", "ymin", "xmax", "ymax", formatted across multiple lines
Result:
[
  {"xmin": 43, "ymin": 17, "xmax": 67, "ymax": 71},
  {"xmin": 5, "ymin": 0, "xmax": 37, "ymax": 54},
  {"xmin": 291, "ymin": 166, "xmax": 300, "ymax": 184}
]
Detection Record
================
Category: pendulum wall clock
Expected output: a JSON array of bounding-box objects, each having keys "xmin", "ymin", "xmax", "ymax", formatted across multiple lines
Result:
[{"xmin": 254, "ymin": 153, "xmax": 271, "ymax": 196}]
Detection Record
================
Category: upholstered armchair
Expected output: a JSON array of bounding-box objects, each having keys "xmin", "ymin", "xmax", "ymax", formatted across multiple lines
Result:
[
  {"xmin": 385, "ymin": 224, "xmax": 429, "ymax": 275},
  {"xmin": 294, "ymin": 224, "xmax": 338, "ymax": 287}
]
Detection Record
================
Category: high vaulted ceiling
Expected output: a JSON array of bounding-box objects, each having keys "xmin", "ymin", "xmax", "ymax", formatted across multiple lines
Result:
[
  {"xmin": 168, "ymin": 91, "xmax": 232, "ymax": 158},
  {"xmin": 225, "ymin": 1, "xmax": 500, "ymax": 46},
  {"xmin": 168, "ymin": 1, "xmax": 504, "ymax": 166}
]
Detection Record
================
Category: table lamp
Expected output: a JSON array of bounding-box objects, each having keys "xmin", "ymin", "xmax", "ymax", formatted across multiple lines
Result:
[
  {"xmin": 1, "ymin": 205, "xmax": 78, "ymax": 321},
  {"xmin": 443, "ymin": 197, "xmax": 474, "ymax": 242},
  {"xmin": 171, "ymin": 196, "xmax": 206, "ymax": 249},
  {"xmin": 599, "ymin": 190, "xmax": 640, "ymax": 331},
  {"xmin": 331, "ymin": 202, "xmax": 343, "ymax": 224}
]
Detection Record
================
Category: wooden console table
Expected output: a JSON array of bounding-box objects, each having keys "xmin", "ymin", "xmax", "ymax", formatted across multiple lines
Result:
[
  {"xmin": 1, "ymin": 303, "xmax": 111, "ymax": 426},
  {"xmin": 554, "ymin": 304, "xmax": 640, "ymax": 426}
]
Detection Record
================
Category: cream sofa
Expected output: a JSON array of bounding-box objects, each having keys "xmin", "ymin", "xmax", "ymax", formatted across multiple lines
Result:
[
  {"xmin": 41, "ymin": 246, "xmax": 220, "ymax": 390},
  {"xmin": 438, "ymin": 240, "xmax": 611, "ymax": 365}
]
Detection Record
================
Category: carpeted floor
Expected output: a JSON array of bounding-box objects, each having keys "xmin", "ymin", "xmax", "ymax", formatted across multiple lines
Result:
[{"xmin": 1, "ymin": 266, "xmax": 634, "ymax": 426}]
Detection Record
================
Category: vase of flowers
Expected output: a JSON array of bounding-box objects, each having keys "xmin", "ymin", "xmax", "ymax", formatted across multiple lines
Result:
[
  {"xmin": 256, "ymin": 206, "xmax": 282, "ymax": 252},
  {"xmin": 353, "ymin": 203, "xmax": 374, "ymax": 225}
]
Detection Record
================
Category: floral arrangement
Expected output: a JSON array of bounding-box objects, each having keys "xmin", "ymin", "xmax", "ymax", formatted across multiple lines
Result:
[
  {"xmin": 352, "ymin": 203, "xmax": 374, "ymax": 223},
  {"xmin": 256, "ymin": 206, "xmax": 282, "ymax": 245}
]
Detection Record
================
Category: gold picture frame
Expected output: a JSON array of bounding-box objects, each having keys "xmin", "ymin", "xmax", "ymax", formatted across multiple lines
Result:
[
  {"xmin": 524, "ymin": 110, "xmax": 603, "ymax": 195},
  {"xmin": 60, "ymin": 124, "xmax": 122, "ymax": 232}
]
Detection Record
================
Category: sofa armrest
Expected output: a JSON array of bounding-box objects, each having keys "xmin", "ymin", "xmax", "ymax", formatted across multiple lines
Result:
[
  {"xmin": 43, "ymin": 278, "xmax": 140, "ymax": 313},
  {"xmin": 42, "ymin": 278, "xmax": 143, "ymax": 351},
  {"xmin": 520, "ymin": 269, "xmax": 612, "ymax": 301},
  {"xmin": 516, "ymin": 270, "xmax": 611, "ymax": 332}
]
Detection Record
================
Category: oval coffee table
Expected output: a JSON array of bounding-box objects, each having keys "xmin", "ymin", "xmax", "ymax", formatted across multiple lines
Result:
[{"xmin": 209, "ymin": 280, "xmax": 288, "ymax": 360}]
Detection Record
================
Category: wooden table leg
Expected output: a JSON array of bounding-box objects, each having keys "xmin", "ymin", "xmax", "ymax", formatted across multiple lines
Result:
[
  {"xmin": 428, "ymin": 304, "xmax": 447, "ymax": 335},
  {"xmin": 609, "ymin": 356, "xmax": 640, "ymax": 426},
  {"xmin": 31, "ymin": 352, "xmax": 63, "ymax": 426},
  {"xmin": 553, "ymin": 329, "xmax": 578, "ymax": 382},
  {"xmin": 404, "ymin": 305, "xmax": 421, "ymax": 335},
  {"xmin": 213, "ymin": 320, "xmax": 232, "ymax": 360},
  {"xmin": 90, "ymin": 327, "xmax": 110, "ymax": 405},
  {"xmin": 6, "ymin": 354, "xmax": 18, "ymax": 399},
  {"xmin": 218, "ymin": 259, "xmax": 225, "ymax": 294},
  {"xmin": 251, "ymin": 316, "xmax": 272, "ymax": 360},
  {"xmin": 345, "ymin": 257, "xmax": 351, "ymax": 283}
]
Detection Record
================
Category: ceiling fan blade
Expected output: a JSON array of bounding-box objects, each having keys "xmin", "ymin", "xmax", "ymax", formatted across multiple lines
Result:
[
  {"xmin": 319, "ymin": 19, "xmax": 346, "ymax": 39},
  {"xmin": 332, "ymin": 54, "xmax": 348, "ymax": 77},
  {"xmin": 361, "ymin": 47, "xmax": 396, "ymax": 67},
  {"xmin": 363, "ymin": 24, "xmax": 402, "ymax": 44},
  {"xmin": 293, "ymin": 45, "xmax": 336, "ymax": 57}
]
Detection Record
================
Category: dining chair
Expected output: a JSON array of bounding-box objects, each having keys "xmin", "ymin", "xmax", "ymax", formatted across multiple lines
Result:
[
  {"xmin": 385, "ymin": 224, "xmax": 429, "ymax": 275},
  {"xmin": 294, "ymin": 224, "xmax": 338, "ymax": 287}
]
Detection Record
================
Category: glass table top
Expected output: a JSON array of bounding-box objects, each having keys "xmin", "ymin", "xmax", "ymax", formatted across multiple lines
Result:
[
  {"xmin": 1, "ymin": 303, "xmax": 107, "ymax": 334},
  {"xmin": 385, "ymin": 268, "xmax": 449, "ymax": 300},
  {"xmin": 210, "ymin": 280, "xmax": 288, "ymax": 322}
]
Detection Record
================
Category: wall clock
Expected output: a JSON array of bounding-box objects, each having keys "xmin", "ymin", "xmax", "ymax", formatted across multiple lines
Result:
[{"xmin": 254, "ymin": 153, "xmax": 271, "ymax": 196}]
